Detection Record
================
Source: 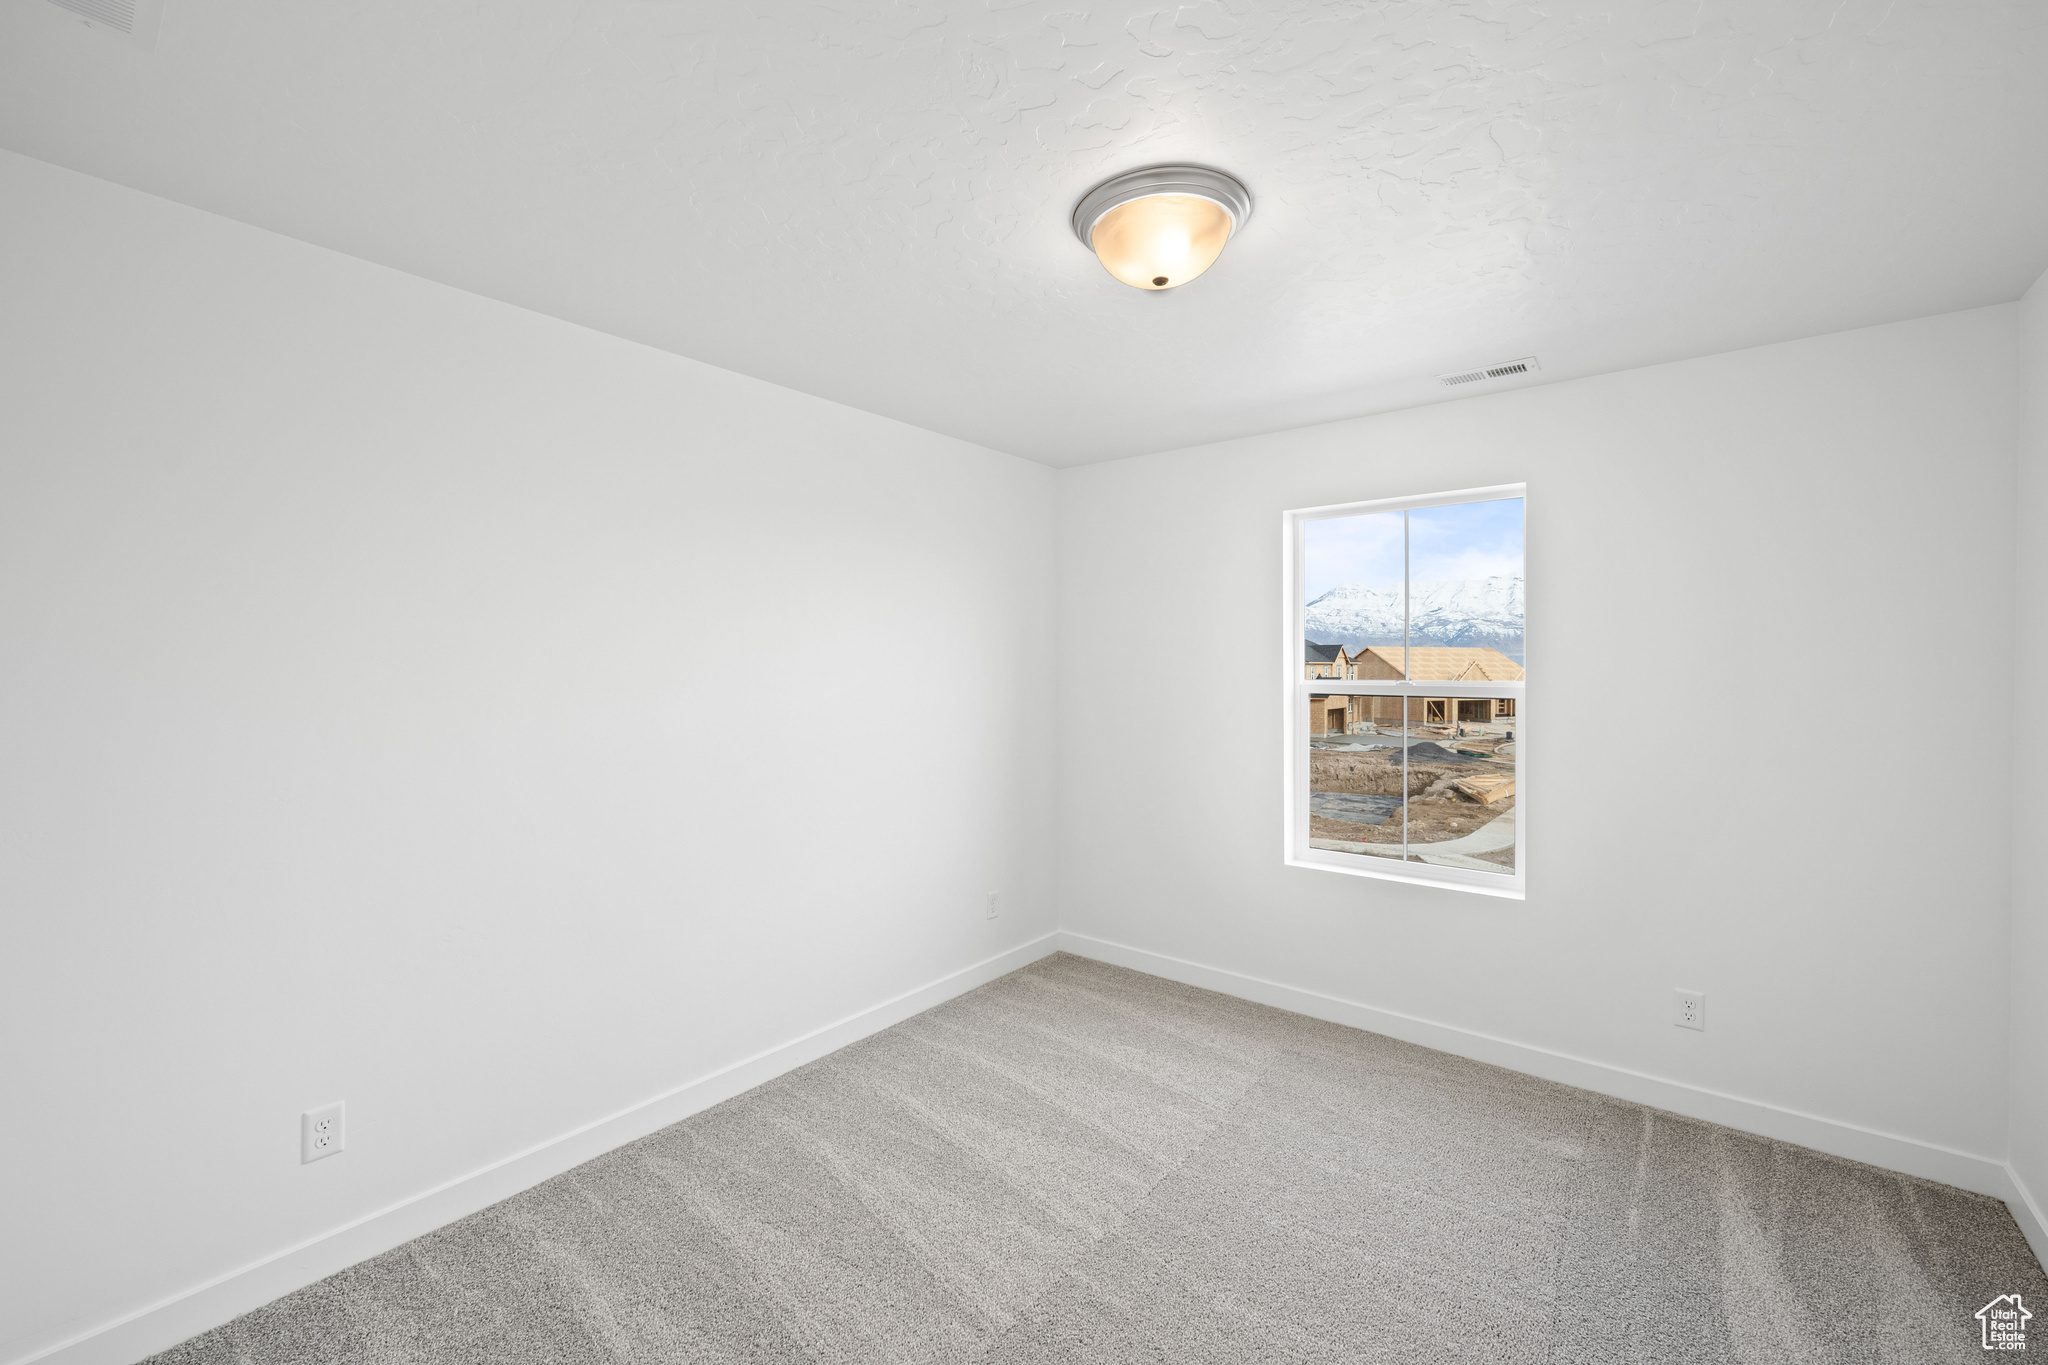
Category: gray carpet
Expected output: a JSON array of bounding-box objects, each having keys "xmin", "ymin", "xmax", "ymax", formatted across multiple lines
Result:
[{"xmin": 151, "ymin": 953, "xmax": 2045, "ymax": 1364}]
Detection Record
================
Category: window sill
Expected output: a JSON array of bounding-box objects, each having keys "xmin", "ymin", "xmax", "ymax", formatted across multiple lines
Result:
[{"xmin": 1284, "ymin": 852, "xmax": 1526, "ymax": 900}]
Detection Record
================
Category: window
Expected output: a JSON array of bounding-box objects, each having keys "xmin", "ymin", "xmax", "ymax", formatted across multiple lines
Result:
[{"xmin": 1283, "ymin": 484, "xmax": 1525, "ymax": 897}]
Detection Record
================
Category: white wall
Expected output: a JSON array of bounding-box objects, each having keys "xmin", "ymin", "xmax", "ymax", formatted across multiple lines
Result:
[
  {"xmin": 2013, "ymin": 269, "xmax": 2048, "ymax": 1236},
  {"xmin": 0, "ymin": 149, "xmax": 1057, "ymax": 1365},
  {"xmin": 1057, "ymin": 305, "xmax": 2023, "ymax": 1181}
]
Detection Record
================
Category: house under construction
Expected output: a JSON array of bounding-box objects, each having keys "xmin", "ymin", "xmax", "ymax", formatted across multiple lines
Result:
[{"xmin": 1309, "ymin": 645, "xmax": 1524, "ymax": 735}]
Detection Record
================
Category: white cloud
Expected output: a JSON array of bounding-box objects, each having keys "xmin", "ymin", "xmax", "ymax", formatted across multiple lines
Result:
[{"xmin": 1411, "ymin": 548, "xmax": 1524, "ymax": 582}]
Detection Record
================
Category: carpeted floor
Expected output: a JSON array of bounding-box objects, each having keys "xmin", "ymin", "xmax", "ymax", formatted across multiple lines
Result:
[{"xmin": 152, "ymin": 953, "xmax": 2045, "ymax": 1364}]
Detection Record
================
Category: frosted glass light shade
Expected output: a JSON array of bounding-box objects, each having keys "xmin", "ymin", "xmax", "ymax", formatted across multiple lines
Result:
[
  {"xmin": 1089, "ymin": 195, "xmax": 1233, "ymax": 291},
  {"xmin": 1071, "ymin": 166, "xmax": 1252, "ymax": 292}
]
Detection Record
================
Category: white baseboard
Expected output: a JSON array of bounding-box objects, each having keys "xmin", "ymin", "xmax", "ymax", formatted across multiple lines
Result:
[
  {"xmin": 11, "ymin": 934, "xmax": 1060, "ymax": 1365},
  {"xmin": 1057, "ymin": 931, "xmax": 2022, "ymax": 1204},
  {"xmin": 19, "ymin": 926, "xmax": 2040, "ymax": 1365},
  {"xmin": 2008, "ymin": 1165, "xmax": 2048, "ymax": 1273}
]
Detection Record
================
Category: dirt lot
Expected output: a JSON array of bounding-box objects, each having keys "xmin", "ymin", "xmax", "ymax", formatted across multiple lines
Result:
[{"xmin": 1309, "ymin": 747, "xmax": 1515, "ymax": 849}]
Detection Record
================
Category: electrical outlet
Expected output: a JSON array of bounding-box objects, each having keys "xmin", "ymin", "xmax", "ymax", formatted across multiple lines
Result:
[
  {"xmin": 301, "ymin": 1102, "xmax": 346, "ymax": 1163},
  {"xmin": 986, "ymin": 891, "xmax": 1000, "ymax": 920},
  {"xmin": 1673, "ymin": 989, "xmax": 1705, "ymax": 1032}
]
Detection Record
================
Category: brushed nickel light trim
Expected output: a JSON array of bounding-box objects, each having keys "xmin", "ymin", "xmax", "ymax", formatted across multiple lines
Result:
[
  {"xmin": 1071, "ymin": 165, "xmax": 1253, "ymax": 291},
  {"xmin": 1070, "ymin": 166, "xmax": 1253, "ymax": 245}
]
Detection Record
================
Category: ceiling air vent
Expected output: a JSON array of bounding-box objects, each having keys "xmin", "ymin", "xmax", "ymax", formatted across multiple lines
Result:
[
  {"xmin": 45, "ymin": 0, "xmax": 163, "ymax": 49},
  {"xmin": 1437, "ymin": 356, "xmax": 1540, "ymax": 388}
]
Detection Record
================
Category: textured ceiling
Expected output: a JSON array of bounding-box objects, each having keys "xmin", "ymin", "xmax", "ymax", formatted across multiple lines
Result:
[{"xmin": 3, "ymin": 0, "xmax": 2045, "ymax": 465}]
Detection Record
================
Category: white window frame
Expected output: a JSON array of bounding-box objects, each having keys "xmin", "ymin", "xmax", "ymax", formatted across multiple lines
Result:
[{"xmin": 1281, "ymin": 482, "xmax": 1526, "ymax": 900}]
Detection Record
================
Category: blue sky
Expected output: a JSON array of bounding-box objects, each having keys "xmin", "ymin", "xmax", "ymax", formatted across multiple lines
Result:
[{"xmin": 1303, "ymin": 497, "xmax": 1523, "ymax": 601}]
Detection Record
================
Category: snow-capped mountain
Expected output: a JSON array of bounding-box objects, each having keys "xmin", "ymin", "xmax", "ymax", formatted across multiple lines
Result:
[{"xmin": 1306, "ymin": 577, "xmax": 1523, "ymax": 661}]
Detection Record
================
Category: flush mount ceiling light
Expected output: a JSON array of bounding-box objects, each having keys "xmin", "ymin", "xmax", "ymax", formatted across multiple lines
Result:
[{"xmin": 1071, "ymin": 165, "xmax": 1253, "ymax": 291}]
